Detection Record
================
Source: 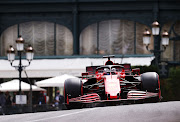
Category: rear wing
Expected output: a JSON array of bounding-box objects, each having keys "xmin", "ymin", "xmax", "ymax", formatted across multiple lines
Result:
[
  {"xmin": 86, "ymin": 66, "xmax": 100, "ymax": 75},
  {"xmin": 120, "ymin": 64, "xmax": 131, "ymax": 72},
  {"xmin": 120, "ymin": 64, "xmax": 140, "ymax": 75}
]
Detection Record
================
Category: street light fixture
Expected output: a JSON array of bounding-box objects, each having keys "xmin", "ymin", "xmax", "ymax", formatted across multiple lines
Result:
[
  {"xmin": 26, "ymin": 45, "xmax": 34, "ymax": 63},
  {"xmin": 7, "ymin": 45, "xmax": 15, "ymax": 64},
  {"xmin": 143, "ymin": 21, "xmax": 169, "ymax": 65},
  {"xmin": 143, "ymin": 29, "xmax": 151, "ymax": 48},
  {"xmin": 7, "ymin": 36, "xmax": 34, "ymax": 96},
  {"xmin": 16, "ymin": 36, "xmax": 24, "ymax": 51},
  {"xmin": 152, "ymin": 21, "xmax": 160, "ymax": 35},
  {"xmin": 161, "ymin": 31, "xmax": 169, "ymax": 49}
]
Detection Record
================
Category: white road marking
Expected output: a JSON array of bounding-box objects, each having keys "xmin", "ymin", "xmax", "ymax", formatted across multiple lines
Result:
[{"xmin": 26, "ymin": 108, "xmax": 96, "ymax": 122}]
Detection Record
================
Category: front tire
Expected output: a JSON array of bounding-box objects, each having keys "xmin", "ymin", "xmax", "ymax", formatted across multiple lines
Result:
[
  {"xmin": 64, "ymin": 78, "xmax": 83, "ymax": 109},
  {"xmin": 141, "ymin": 72, "xmax": 160, "ymax": 93},
  {"xmin": 141, "ymin": 72, "xmax": 161, "ymax": 102}
]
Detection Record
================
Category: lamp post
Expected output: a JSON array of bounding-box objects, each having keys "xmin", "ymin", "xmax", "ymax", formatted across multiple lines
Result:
[
  {"xmin": 143, "ymin": 21, "xmax": 169, "ymax": 66},
  {"xmin": 7, "ymin": 36, "xmax": 34, "ymax": 98}
]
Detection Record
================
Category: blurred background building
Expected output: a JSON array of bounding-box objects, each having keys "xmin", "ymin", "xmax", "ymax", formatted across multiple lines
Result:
[{"xmin": 0, "ymin": 0, "xmax": 179, "ymax": 81}]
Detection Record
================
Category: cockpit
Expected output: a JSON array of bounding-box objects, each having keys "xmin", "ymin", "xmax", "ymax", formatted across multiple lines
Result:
[{"xmin": 96, "ymin": 65, "xmax": 124, "ymax": 75}]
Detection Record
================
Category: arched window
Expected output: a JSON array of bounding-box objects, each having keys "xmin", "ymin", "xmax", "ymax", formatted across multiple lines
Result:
[
  {"xmin": 80, "ymin": 20, "xmax": 153, "ymax": 55},
  {"xmin": 0, "ymin": 21, "xmax": 73, "ymax": 56},
  {"xmin": 161, "ymin": 21, "xmax": 180, "ymax": 61}
]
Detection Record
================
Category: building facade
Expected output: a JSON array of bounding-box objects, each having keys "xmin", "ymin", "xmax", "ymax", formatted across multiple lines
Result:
[{"xmin": 0, "ymin": 0, "xmax": 180, "ymax": 79}]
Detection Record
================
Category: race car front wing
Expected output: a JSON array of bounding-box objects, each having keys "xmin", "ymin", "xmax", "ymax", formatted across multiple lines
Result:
[{"xmin": 67, "ymin": 91, "xmax": 159, "ymax": 104}]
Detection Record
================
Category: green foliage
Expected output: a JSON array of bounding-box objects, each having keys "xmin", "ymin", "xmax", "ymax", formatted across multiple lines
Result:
[
  {"xmin": 132, "ymin": 65, "xmax": 159, "ymax": 74},
  {"xmin": 160, "ymin": 66, "xmax": 180, "ymax": 101}
]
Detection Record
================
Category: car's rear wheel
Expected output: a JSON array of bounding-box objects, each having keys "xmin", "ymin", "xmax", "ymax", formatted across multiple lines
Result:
[{"xmin": 64, "ymin": 78, "xmax": 83, "ymax": 109}]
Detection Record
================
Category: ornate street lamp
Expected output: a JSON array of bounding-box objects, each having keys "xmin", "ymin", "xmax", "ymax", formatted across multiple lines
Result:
[
  {"xmin": 7, "ymin": 45, "xmax": 15, "ymax": 64},
  {"xmin": 161, "ymin": 31, "xmax": 169, "ymax": 49},
  {"xmin": 143, "ymin": 29, "xmax": 151, "ymax": 49},
  {"xmin": 152, "ymin": 21, "xmax": 160, "ymax": 35},
  {"xmin": 16, "ymin": 36, "xmax": 24, "ymax": 51},
  {"xmin": 26, "ymin": 45, "xmax": 34, "ymax": 63},
  {"xmin": 143, "ymin": 21, "xmax": 169, "ymax": 65},
  {"xmin": 7, "ymin": 36, "xmax": 34, "ymax": 96}
]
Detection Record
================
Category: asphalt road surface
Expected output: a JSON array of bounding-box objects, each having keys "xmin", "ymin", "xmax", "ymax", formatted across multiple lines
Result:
[{"xmin": 0, "ymin": 101, "xmax": 180, "ymax": 122}]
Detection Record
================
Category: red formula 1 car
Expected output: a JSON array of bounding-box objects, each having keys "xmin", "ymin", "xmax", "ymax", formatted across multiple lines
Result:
[{"xmin": 64, "ymin": 56, "xmax": 161, "ymax": 109}]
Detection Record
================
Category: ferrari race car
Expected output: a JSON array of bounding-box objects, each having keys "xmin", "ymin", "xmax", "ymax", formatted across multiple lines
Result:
[{"xmin": 64, "ymin": 56, "xmax": 161, "ymax": 109}]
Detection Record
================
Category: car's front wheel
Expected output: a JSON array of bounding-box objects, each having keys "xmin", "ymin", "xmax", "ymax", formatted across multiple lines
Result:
[
  {"xmin": 141, "ymin": 72, "xmax": 161, "ymax": 101},
  {"xmin": 64, "ymin": 78, "xmax": 83, "ymax": 109}
]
